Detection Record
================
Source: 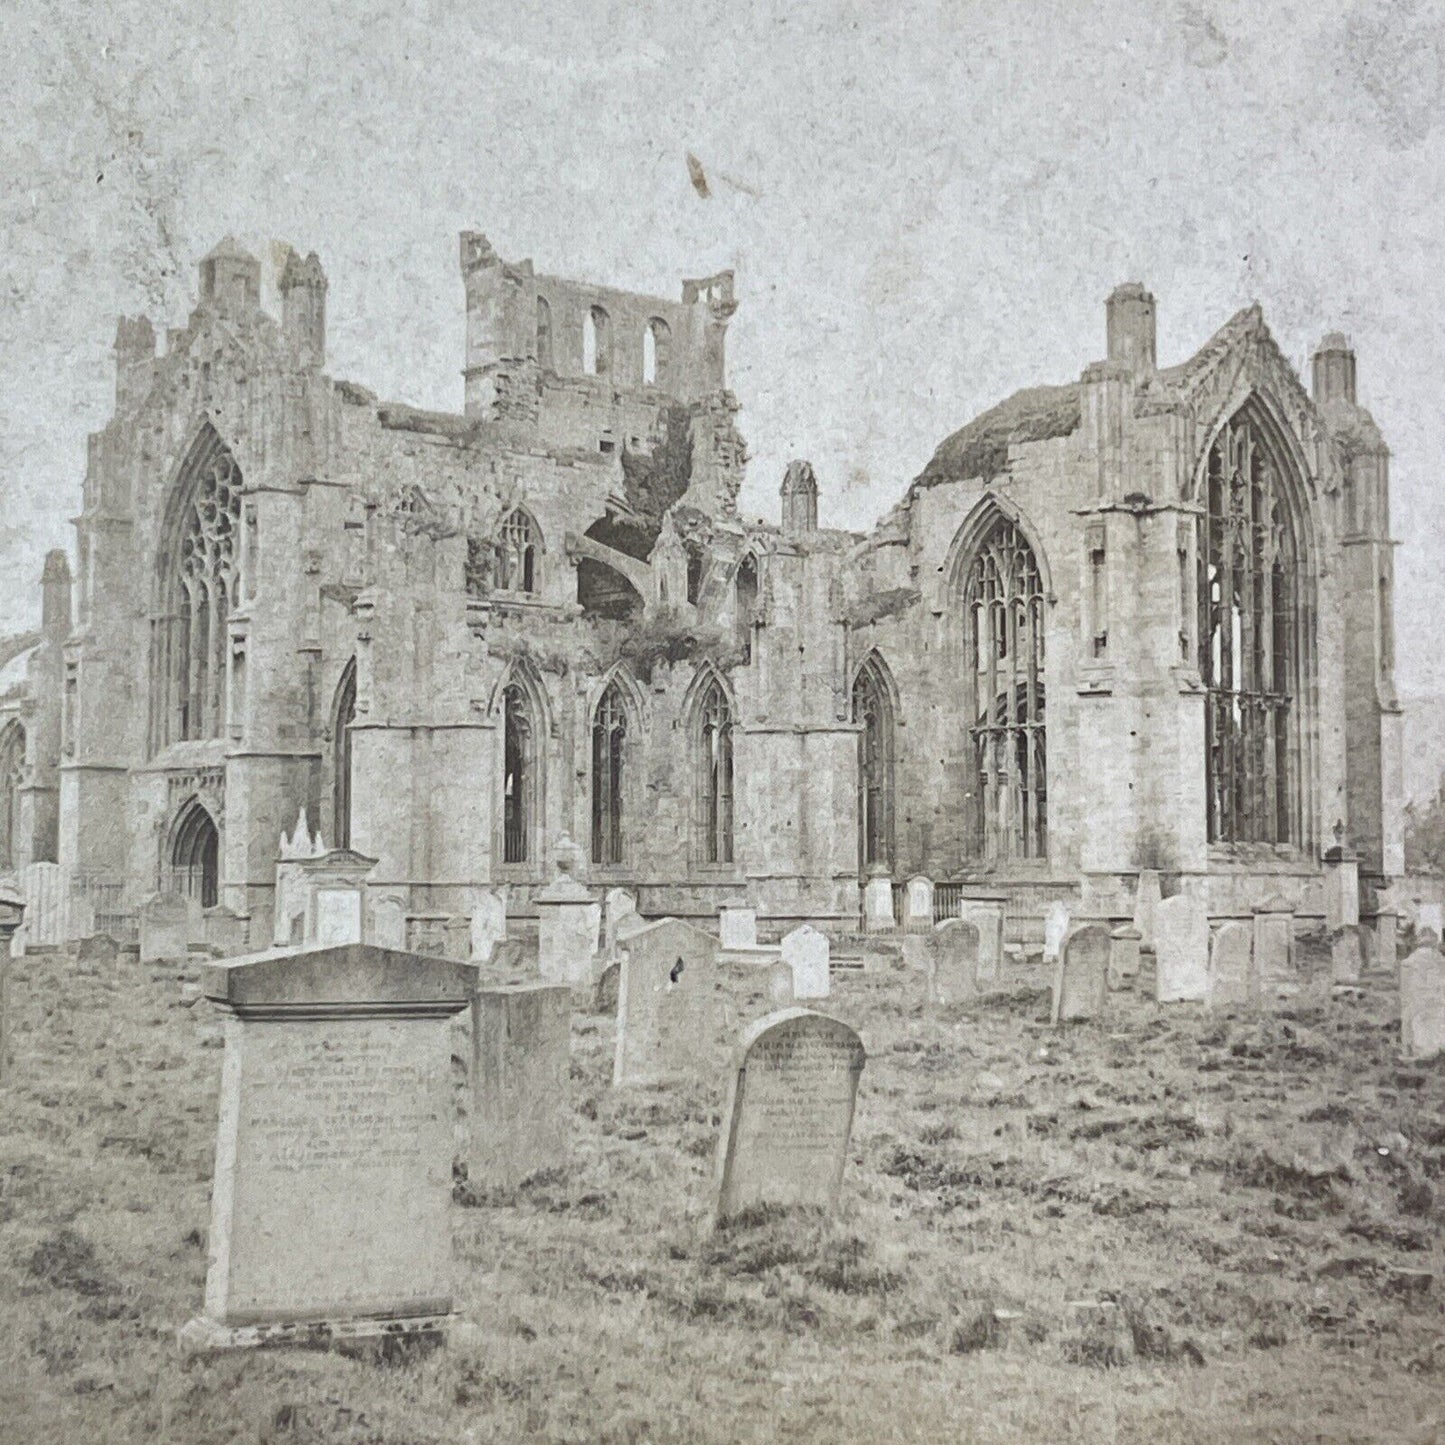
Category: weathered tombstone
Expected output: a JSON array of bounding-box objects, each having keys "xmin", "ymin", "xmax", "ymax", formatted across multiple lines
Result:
[
  {"xmin": 1417, "ymin": 902, "xmax": 1443, "ymax": 941},
  {"xmin": 1331, "ymin": 923, "xmax": 1367, "ymax": 985},
  {"xmin": 469, "ymin": 983, "xmax": 571, "ymax": 1190},
  {"xmin": 140, "ymin": 891, "xmax": 190, "ymax": 963},
  {"xmin": 718, "ymin": 907, "xmax": 758, "ymax": 952},
  {"xmin": 904, "ymin": 876, "xmax": 934, "ymax": 933},
  {"xmin": 19, "ymin": 862, "xmax": 65, "ymax": 950},
  {"xmin": 1208, "ymin": 921, "xmax": 1253, "ymax": 1008},
  {"xmin": 1154, "ymin": 894, "xmax": 1209, "ymax": 1003},
  {"xmin": 299, "ymin": 850, "xmax": 378, "ymax": 947},
  {"xmin": 77, "ymin": 933, "xmax": 120, "ymax": 969},
  {"xmin": 714, "ymin": 1009, "xmax": 867, "ymax": 1224},
  {"xmin": 927, "ymin": 918, "xmax": 980, "ymax": 1007},
  {"xmin": 593, "ymin": 961, "xmax": 620, "ymax": 1015},
  {"xmin": 181, "ymin": 943, "xmax": 475, "ymax": 1349},
  {"xmin": 1107, "ymin": 925, "xmax": 1141, "ymax": 991},
  {"xmin": 1252, "ymin": 895, "xmax": 1296, "ymax": 997},
  {"xmin": 1373, "ymin": 911, "xmax": 1398, "ymax": 972},
  {"xmin": 862, "ymin": 873, "xmax": 895, "ymax": 933},
  {"xmin": 767, "ymin": 960, "xmax": 795, "ymax": 1007},
  {"xmin": 1051, "ymin": 924, "xmax": 1110, "ymax": 1023},
  {"xmin": 0, "ymin": 880, "xmax": 23, "ymax": 1083},
  {"xmin": 1400, "ymin": 945, "xmax": 1445, "ymax": 1061},
  {"xmin": 613, "ymin": 918, "xmax": 725, "ymax": 1087},
  {"xmin": 534, "ymin": 850, "xmax": 599, "ymax": 988},
  {"xmin": 781, "ymin": 924, "xmax": 830, "ymax": 1001},
  {"xmin": 1323, "ymin": 849, "xmax": 1360, "ymax": 931},
  {"xmin": 370, "ymin": 895, "xmax": 406, "ymax": 951},
  {"xmin": 1042, "ymin": 900, "xmax": 1071, "ymax": 965},
  {"xmin": 958, "ymin": 896, "xmax": 1005, "ymax": 982},
  {"xmin": 468, "ymin": 888, "xmax": 507, "ymax": 963},
  {"xmin": 602, "ymin": 888, "xmax": 638, "ymax": 957},
  {"xmin": 1134, "ymin": 869, "xmax": 1161, "ymax": 951}
]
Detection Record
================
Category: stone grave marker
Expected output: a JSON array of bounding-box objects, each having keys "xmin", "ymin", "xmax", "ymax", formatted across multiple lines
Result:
[
  {"xmin": 593, "ymin": 961, "xmax": 620, "ymax": 1015},
  {"xmin": 614, "ymin": 918, "xmax": 725, "ymax": 1087},
  {"xmin": 19, "ymin": 862, "xmax": 65, "ymax": 951},
  {"xmin": 862, "ymin": 874, "xmax": 895, "ymax": 932},
  {"xmin": 718, "ymin": 907, "xmax": 758, "ymax": 952},
  {"xmin": 77, "ymin": 933, "xmax": 120, "ymax": 970},
  {"xmin": 370, "ymin": 895, "xmax": 406, "ymax": 951},
  {"xmin": 1417, "ymin": 902, "xmax": 1443, "ymax": 942},
  {"xmin": 1208, "ymin": 921, "xmax": 1253, "ymax": 1008},
  {"xmin": 959, "ymin": 896, "xmax": 1005, "ymax": 982},
  {"xmin": 1373, "ymin": 912, "xmax": 1398, "ymax": 972},
  {"xmin": 1154, "ymin": 894, "xmax": 1209, "ymax": 1002},
  {"xmin": 1134, "ymin": 869, "xmax": 1161, "ymax": 951},
  {"xmin": 714, "ymin": 1009, "xmax": 867, "ymax": 1224},
  {"xmin": 1043, "ymin": 901, "xmax": 1071, "ymax": 964},
  {"xmin": 603, "ymin": 888, "xmax": 638, "ymax": 957},
  {"xmin": 203, "ymin": 906, "xmax": 248, "ymax": 958},
  {"xmin": 535, "ymin": 850, "xmax": 599, "ymax": 988},
  {"xmin": 469, "ymin": 983, "xmax": 571, "ymax": 1190},
  {"xmin": 0, "ymin": 880, "xmax": 23, "ymax": 1084},
  {"xmin": 1331, "ymin": 924, "xmax": 1367, "ymax": 985},
  {"xmin": 781, "ymin": 924, "xmax": 830, "ymax": 1001},
  {"xmin": 140, "ymin": 891, "xmax": 191, "ymax": 963},
  {"xmin": 928, "ymin": 918, "xmax": 980, "ymax": 1007},
  {"xmin": 181, "ymin": 943, "xmax": 475, "ymax": 1349},
  {"xmin": 1051, "ymin": 924, "xmax": 1110, "ymax": 1023},
  {"xmin": 904, "ymin": 876, "xmax": 933, "ymax": 932},
  {"xmin": 469, "ymin": 888, "xmax": 508, "ymax": 964},
  {"xmin": 767, "ymin": 960, "xmax": 795, "ymax": 1007},
  {"xmin": 1252, "ymin": 896, "xmax": 1296, "ymax": 996},
  {"xmin": 1107, "ymin": 925, "xmax": 1141, "ymax": 991},
  {"xmin": 1400, "ymin": 945, "xmax": 1445, "ymax": 1061}
]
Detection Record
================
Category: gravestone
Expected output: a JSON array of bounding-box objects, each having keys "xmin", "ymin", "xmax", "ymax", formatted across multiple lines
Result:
[
  {"xmin": 370, "ymin": 895, "xmax": 406, "ymax": 951},
  {"xmin": 182, "ymin": 943, "xmax": 475, "ymax": 1349},
  {"xmin": 1154, "ymin": 894, "xmax": 1209, "ymax": 1002},
  {"xmin": 1042, "ymin": 901, "xmax": 1071, "ymax": 965},
  {"xmin": 534, "ymin": 851, "xmax": 599, "ymax": 988},
  {"xmin": 781, "ymin": 924, "xmax": 830, "ymax": 1001},
  {"xmin": 1331, "ymin": 923, "xmax": 1367, "ymax": 985},
  {"xmin": 297, "ymin": 849, "xmax": 377, "ymax": 947},
  {"xmin": 958, "ymin": 896, "xmax": 1005, "ymax": 982},
  {"xmin": 718, "ymin": 907, "xmax": 758, "ymax": 952},
  {"xmin": 862, "ymin": 874, "xmax": 895, "ymax": 933},
  {"xmin": 1323, "ymin": 850, "xmax": 1360, "ymax": 931},
  {"xmin": 1051, "ymin": 924, "xmax": 1110, "ymax": 1023},
  {"xmin": 904, "ymin": 876, "xmax": 933, "ymax": 933},
  {"xmin": 602, "ymin": 888, "xmax": 638, "ymax": 957},
  {"xmin": 1252, "ymin": 896, "xmax": 1296, "ymax": 996},
  {"xmin": 77, "ymin": 933, "xmax": 120, "ymax": 969},
  {"xmin": 613, "ymin": 918, "xmax": 725, "ymax": 1087},
  {"xmin": 927, "ymin": 918, "xmax": 980, "ymax": 1007},
  {"xmin": 0, "ymin": 881, "xmax": 23, "ymax": 1084},
  {"xmin": 767, "ymin": 960, "xmax": 795, "ymax": 1007},
  {"xmin": 1134, "ymin": 869, "xmax": 1162, "ymax": 951},
  {"xmin": 1107, "ymin": 925, "xmax": 1141, "ymax": 991},
  {"xmin": 314, "ymin": 888, "xmax": 362, "ymax": 947},
  {"xmin": 1417, "ymin": 902, "xmax": 1443, "ymax": 942},
  {"xmin": 469, "ymin": 983, "xmax": 571, "ymax": 1190},
  {"xmin": 19, "ymin": 862, "xmax": 65, "ymax": 950},
  {"xmin": 593, "ymin": 961, "xmax": 620, "ymax": 1015},
  {"xmin": 714, "ymin": 1009, "xmax": 867, "ymax": 1224},
  {"xmin": 140, "ymin": 891, "xmax": 191, "ymax": 963},
  {"xmin": 1208, "ymin": 921, "xmax": 1253, "ymax": 1008},
  {"xmin": 1400, "ymin": 945, "xmax": 1445, "ymax": 1061},
  {"xmin": 469, "ymin": 888, "xmax": 508, "ymax": 964},
  {"xmin": 203, "ymin": 906, "xmax": 248, "ymax": 959},
  {"xmin": 1374, "ymin": 912, "xmax": 1398, "ymax": 972}
]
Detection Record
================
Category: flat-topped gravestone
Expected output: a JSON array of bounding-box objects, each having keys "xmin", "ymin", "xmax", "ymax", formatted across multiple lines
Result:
[
  {"xmin": 1253, "ymin": 896, "xmax": 1296, "ymax": 997},
  {"xmin": 903, "ymin": 876, "xmax": 933, "ymax": 933},
  {"xmin": 1331, "ymin": 924, "xmax": 1367, "ymax": 985},
  {"xmin": 140, "ymin": 891, "xmax": 191, "ymax": 963},
  {"xmin": 296, "ymin": 850, "xmax": 378, "ymax": 947},
  {"xmin": 77, "ymin": 932, "xmax": 120, "ymax": 969},
  {"xmin": 182, "ymin": 943, "xmax": 475, "ymax": 1350},
  {"xmin": 1323, "ymin": 851, "xmax": 1360, "ymax": 931},
  {"xmin": 470, "ymin": 888, "xmax": 508, "ymax": 964},
  {"xmin": 714, "ymin": 1009, "xmax": 867, "ymax": 1224},
  {"xmin": 862, "ymin": 875, "xmax": 895, "ymax": 933},
  {"xmin": 781, "ymin": 924, "xmax": 830, "ymax": 1001},
  {"xmin": 1155, "ymin": 894, "xmax": 1208, "ymax": 1002},
  {"xmin": 1400, "ymin": 946, "xmax": 1445, "ymax": 1061},
  {"xmin": 1208, "ymin": 922, "xmax": 1253, "ymax": 1008},
  {"xmin": 958, "ymin": 897, "xmax": 1005, "ymax": 982},
  {"xmin": 1043, "ymin": 901, "xmax": 1070, "ymax": 965},
  {"xmin": 614, "ymin": 918, "xmax": 725, "ymax": 1087},
  {"xmin": 1134, "ymin": 870, "xmax": 1161, "ymax": 951},
  {"xmin": 718, "ymin": 907, "xmax": 758, "ymax": 952},
  {"xmin": 1107, "ymin": 925, "xmax": 1141, "ymax": 991},
  {"xmin": 927, "ymin": 918, "xmax": 980, "ymax": 1007},
  {"xmin": 1052, "ymin": 924, "xmax": 1110, "ymax": 1023},
  {"xmin": 470, "ymin": 983, "xmax": 571, "ymax": 1190},
  {"xmin": 534, "ymin": 852, "xmax": 599, "ymax": 988}
]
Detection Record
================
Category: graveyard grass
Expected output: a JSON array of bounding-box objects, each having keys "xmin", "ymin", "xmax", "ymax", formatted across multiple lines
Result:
[{"xmin": 3, "ymin": 944, "xmax": 1444, "ymax": 1444}]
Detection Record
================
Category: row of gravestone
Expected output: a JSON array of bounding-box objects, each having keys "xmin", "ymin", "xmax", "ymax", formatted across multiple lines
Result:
[{"xmin": 179, "ymin": 937, "xmax": 866, "ymax": 1351}]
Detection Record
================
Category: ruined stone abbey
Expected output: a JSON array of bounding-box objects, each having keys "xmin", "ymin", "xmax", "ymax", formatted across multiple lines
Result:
[{"xmin": 0, "ymin": 233, "xmax": 1404, "ymax": 950}]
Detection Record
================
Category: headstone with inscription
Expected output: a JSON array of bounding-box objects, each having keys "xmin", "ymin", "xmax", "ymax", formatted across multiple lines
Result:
[
  {"xmin": 927, "ymin": 918, "xmax": 980, "ymax": 1007},
  {"xmin": 534, "ymin": 850, "xmax": 599, "ymax": 988},
  {"xmin": 614, "ymin": 917, "xmax": 725, "ymax": 1087},
  {"xmin": 718, "ymin": 907, "xmax": 758, "ymax": 952},
  {"xmin": 714, "ymin": 1009, "xmax": 867, "ymax": 1224},
  {"xmin": 469, "ymin": 983, "xmax": 571, "ymax": 1190},
  {"xmin": 1252, "ymin": 896, "xmax": 1296, "ymax": 996},
  {"xmin": 370, "ymin": 895, "xmax": 406, "ymax": 951},
  {"xmin": 140, "ymin": 891, "xmax": 191, "ymax": 964},
  {"xmin": 1373, "ymin": 912, "xmax": 1398, "ymax": 972},
  {"xmin": 181, "ymin": 943, "xmax": 475, "ymax": 1350},
  {"xmin": 781, "ymin": 924, "xmax": 830, "ymax": 1001},
  {"xmin": 1052, "ymin": 924, "xmax": 1110, "ymax": 1023},
  {"xmin": 1155, "ymin": 894, "xmax": 1209, "ymax": 1002},
  {"xmin": 1208, "ymin": 921, "xmax": 1253, "ymax": 1008},
  {"xmin": 862, "ymin": 874, "xmax": 895, "ymax": 933},
  {"xmin": 19, "ymin": 862, "xmax": 65, "ymax": 951},
  {"xmin": 297, "ymin": 849, "xmax": 378, "ymax": 947},
  {"xmin": 1400, "ymin": 945, "xmax": 1445, "ymax": 1061},
  {"xmin": 904, "ymin": 876, "xmax": 933, "ymax": 933},
  {"xmin": 1043, "ymin": 901, "xmax": 1070, "ymax": 965},
  {"xmin": 958, "ymin": 896, "xmax": 1005, "ymax": 982}
]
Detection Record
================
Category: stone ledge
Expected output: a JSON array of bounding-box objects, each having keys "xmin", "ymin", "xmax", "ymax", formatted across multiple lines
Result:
[{"xmin": 178, "ymin": 1312, "xmax": 457, "ymax": 1355}]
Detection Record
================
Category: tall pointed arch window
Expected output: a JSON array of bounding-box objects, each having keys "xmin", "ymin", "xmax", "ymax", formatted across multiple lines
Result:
[
  {"xmin": 0, "ymin": 722, "xmax": 24, "ymax": 871},
  {"xmin": 583, "ymin": 306, "xmax": 611, "ymax": 376},
  {"xmin": 1198, "ymin": 404, "xmax": 1304, "ymax": 845},
  {"xmin": 332, "ymin": 660, "xmax": 357, "ymax": 850},
  {"xmin": 591, "ymin": 680, "xmax": 628, "ymax": 866},
  {"xmin": 502, "ymin": 682, "xmax": 536, "ymax": 865},
  {"xmin": 851, "ymin": 657, "xmax": 895, "ymax": 871},
  {"xmin": 150, "ymin": 429, "xmax": 243, "ymax": 750},
  {"xmin": 643, "ymin": 318, "xmax": 671, "ymax": 386},
  {"xmin": 962, "ymin": 515, "xmax": 1047, "ymax": 861},
  {"xmin": 698, "ymin": 676, "xmax": 734, "ymax": 864},
  {"xmin": 536, "ymin": 296, "xmax": 554, "ymax": 371},
  {"xmin": 734, "ymin": 555, "xmax": 758, "ymax": 663},
  {"xmin": 497, "ymin": 509, "xmax": 541, "ymax": 594}
]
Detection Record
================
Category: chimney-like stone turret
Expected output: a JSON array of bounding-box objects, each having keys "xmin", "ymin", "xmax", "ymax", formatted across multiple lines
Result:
[
  {"xmin": 1312, "ymin": 332, "xmax": 1357, "ymax": 407},
  {"xmin": 113, "ymin": 315, "xmax": 156, "ymax": 412},
  {"xmin": 780, "ymin": 459, "xmax": 819, "ymax": 537},
  {"xmin": 279, "ymin": 248, "xmax": 328, "ymax": 369},
  {"xmin": 1106, "ymin": 282, "xmax": 1156, "ymax": 376},
  {"xmin": 41, "ymin": 550, "xmax": 71, "ymax": 637},
  {"xmin": 199, "ymin": 236, "xmax": 262, "ymax": 315}
]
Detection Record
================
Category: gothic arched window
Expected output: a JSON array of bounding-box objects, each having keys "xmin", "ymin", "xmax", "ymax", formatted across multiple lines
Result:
[
  {"xmin": 536, "ymin": 296, "xmax": 554, "ymax": 371},
  {"xmin": 0, "ymin": 721, "xmax": 24, "ymax": 872},
  {"xmin": 734, "ymin": 555, "xmax": 758, "ymax": 664},
  {"xmin": 150, "ymin": 428, "xmax": 242, "ymax": 750},
  {"xmin": 497, "ymin": 509, "xmax": 541, "ymax": 594},
  {"xmin": 171, "ymin": 799, "xmax": 219, "ymax": 909},
  {"xmin": 502, "ymin": 682, "xmax": 536, "ymax": 865},
  {"xmin": 1198, "ymin": 404, "xmax": 1305, "ymax": 845},
  {"xmin": 584, "ymin": 306, "xmax": 611, "ymax": 376},
  {"xmin": 698, "ymin": 676, "xmax": 734, "ymax": 864},
  {"xmin": 643, "ymin": 318, "xmax": 671, "ymax": 386},
  {"xmin": 332, "ymin": 659, "xmax": 357, "ymax": 850},
  {"xmin": 962, "ymin": 516, "xmax": 1047, "ymax": 861},
  {"xmin": 851, "ymin": 656, "xmax": 895, "ymax": 872},
  {"xmin": 591, "ymin": 680, "xmax": 628, "ymax": 866}
]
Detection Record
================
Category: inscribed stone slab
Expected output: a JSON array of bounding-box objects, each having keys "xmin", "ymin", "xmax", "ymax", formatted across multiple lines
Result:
[
  {"xmin": 862, "ymin": 876, "xmax": 894, "ymax": 931},
  {"xmin": 613, "ymin": 918, "xmax": 725, "ymax": 1087},
  {"xmin": 1400, "ymin": 945, "xmax": 1445, "ymax": 1061},
  {"xmin": 904, "ymin": 876, "xmax": 933, "ymax": 932},
  {"xmin": 1331, "ymin": 924, "xmax": 1366, "ymax": 985},
  {"xmin": 1107, "ymin": 926, "xmax": 1141, "ymax": 991},
  {"xmin": 1154, "ymin": 895, "xmax": 1209, "ymax": 1003},
  {"xmin": 927, "ymin": 918, "xmax": 980, "ymax": 1007},
  {"xmin": 719, "ymin": 907, "xmax": 758, "ymax": 951},
  {"xmin": 140, "ymin": 891, "xmax": 190, "ymax": 963},
  {"xmin": 314, "ymin": 887, "xmax": 363, "ymax": 947},
  {"xmin": 958, "ymin": 898, "xmax": 1004, "ymax": 982},
  {"xmin": 714, "ymin": 1009, "xmax": 867, "ymax": 1223},
  {"xmin": 767, "ymin": 961, "xmax": 795, "ymax": 1007},
  {"xmin": 1208, "ymin": 922, "xmax": 1253, "ymax": 1008},
  {"xmin": 1052, "ymin": 924, "xmax": 1110, "ymax": 1023},
  {"xmin": 781, "ymin": 924, "xmax": 830, "ymax": 1001}
]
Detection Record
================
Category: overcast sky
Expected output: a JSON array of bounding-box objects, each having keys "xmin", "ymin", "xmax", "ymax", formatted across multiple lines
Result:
[{"xmin": 3, "ymin": 0, "xmax": 1444, "ymax": 701}]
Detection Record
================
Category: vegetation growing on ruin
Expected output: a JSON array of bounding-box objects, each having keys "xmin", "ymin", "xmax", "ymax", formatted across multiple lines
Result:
[
  {"xmin": 844, "ymin": 587, "xmax": 921, "ymax": 629},
  {"xmin": 618, "ymin": 404, "xmax": 695, "ymax": 550},
  {"xmin": 915, "ymin": 382, "xmax": 1082, "ymax": 489}
]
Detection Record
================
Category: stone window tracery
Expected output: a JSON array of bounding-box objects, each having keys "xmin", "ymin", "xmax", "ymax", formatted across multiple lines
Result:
[
  {"xmin": 591, "ymin": 680, "xmax": 628, "ymax": 866},
  {"xmin": 332, "ymin": 659, "xmax": 357, "ymax": 850},
  {"xmin": 496, "ymin": 508, "xmax": 541, "ymax": 594},
  {"xmin": 502, "ymin": 682, "xmax": 536, "ymax": 865},
  {"xmin": 170, "ymin": 799, "xmax": 219, "ymax": 908},
  {"xmin": 697, "ymin": 676, "xmax": 734, "ymax": 865},
  {"xmin": 852, "ymin": 656, "xmax": 895, "ymax": 873}
]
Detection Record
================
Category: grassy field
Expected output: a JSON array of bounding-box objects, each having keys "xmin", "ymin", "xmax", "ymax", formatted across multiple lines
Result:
[{"xmin": 1, "ymin": 938, "xmax": 1443, "ymax": 1444}]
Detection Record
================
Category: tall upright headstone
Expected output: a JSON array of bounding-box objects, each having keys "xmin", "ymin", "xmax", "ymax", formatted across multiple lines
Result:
[
  {"xmin": 469, "ymin": 887, "xmax": 508, "ymax": 964},
  {"xmin": 613, "ymin": 918, "xmax": 725, "ymax": 1087},
  {"xmin": 19, "ymin": 862, "xmax": 65, "ymax": 950},
  {"xmin": 1154, "ymin": 894, "xmax": 1209, "ymax": 1003},
  {"xmin": 1052, "ymin": 924, "xmax": 1110, "ymax": 1023},
  {"xmin": 714, "ymin": 1009, "xmax": 867, "ymax": 1224},
  {"xmin": 1331, "ymin": 924, "xmax": 1367, "ymax": 985},
  {"xmin": 1322, "ymin": 847, "xmax": 1360, "ymax": 931},
  {"xmin": 904, "ymin": 876, "xmax": 934, "ymax": 933},
  {"xmin": 1134, "ymin": 870, "xmax": 1162, "ymax": 951},
  {"xmin": 927, "ymin": 918, "xmax": 980, "ymax": 1007},
  {"xmin": 140, "ymin": 891, "xmax": 191, "ymax": 964},
  {"xmin": 182, "ymin": 943, "xmax": 475, "ymax": 1349},
  {"xmin": 862, "ymin": 873, "xmax": 895, "ymax": 933},
  {"xmin": 1208, "ymin": 921, "xmax": 1253, "ymax": 1008},
  {"xmin": 1400, "ymin": 945, "xmax": 1445, "ymax": 1061},
  {"xmin": 958, "ymin": 896, "xmax": 1005, "ymax": 982},
  {"xmin": 1042, "ymin": 901, "xmax": 1071, "ymax": 965},
  {"xmin": 1374, "ymin": 911, "xmax": 1399, "ymax": 972},
  {"xmin": 718, "ymin": 907, "xmax": 758, "ymax": 952},
  {"xmin": 781, "ymin": 924, "xmax": 830, "ymax": 1001},
  {"xmin": 1252, "ymin": 895, "xmax": 1296, "ymax": 997},
  {"xmin": 469, "ymin": 983, "xmax": 571, "ymax": 1190},
  {"xmin": 1107, "ymin": 925, "xmax": 1141, "ymax": 991},
  {"xmin": 534, "ymin": 844, "xmax": 599, "ymax": 988}
]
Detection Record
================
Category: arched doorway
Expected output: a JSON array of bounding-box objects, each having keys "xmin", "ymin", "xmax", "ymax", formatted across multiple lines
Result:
[{"xmin": 171, "ymin": 800, "xmax": 219, "ymax": 908}]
